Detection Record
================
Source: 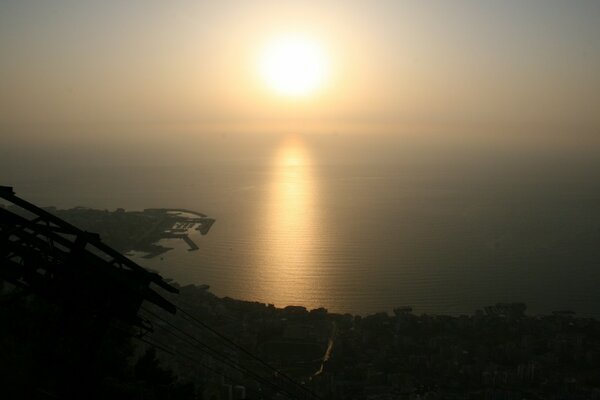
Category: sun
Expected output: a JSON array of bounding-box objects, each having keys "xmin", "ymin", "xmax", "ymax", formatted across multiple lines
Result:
[{"xmin": 259, "ymin": 34, "xmax": 329, "ymax": 97}]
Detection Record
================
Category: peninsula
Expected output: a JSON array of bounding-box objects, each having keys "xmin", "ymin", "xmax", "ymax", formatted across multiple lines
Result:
[{"xmin": 29, "ymin": 205, "xmax": 215, "ymax": 258}]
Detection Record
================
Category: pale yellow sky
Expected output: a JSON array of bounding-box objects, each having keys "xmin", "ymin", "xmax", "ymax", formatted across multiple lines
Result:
[{"xmin": 1, "ymin": 1, "xmax": 599, "ymax": 140}]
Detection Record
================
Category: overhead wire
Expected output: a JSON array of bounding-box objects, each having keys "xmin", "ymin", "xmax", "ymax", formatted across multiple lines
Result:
[
  {"xmin": 131, "ymin": 334, "xmax": 267, "ymax": 399},
  {"xmin": 145, "ymin": 316, "xmax": 295, "ymax": 399},
  {"xmin": 173, "ymin": 303, "xmax": 322, "ymax": 400},
  {"xmin": 140, "ymin": 306, "xmax": 302, "ymax": 400},
  {"xmin": 112, "ymin": 322, "xmax": 274, "ymax": 399}
]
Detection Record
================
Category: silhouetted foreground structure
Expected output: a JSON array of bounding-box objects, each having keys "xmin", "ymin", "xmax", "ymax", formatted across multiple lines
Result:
[
  {"xmin": 0, "ymin": 186, "xmax": 178, "ymax": 315},
  {"xmin": 0, "ymin": 188, "xmax": 317, "ymax": 400},
  {"xmin": 0, "ymin": 186, "xmax": 178, "ymax": 398}
]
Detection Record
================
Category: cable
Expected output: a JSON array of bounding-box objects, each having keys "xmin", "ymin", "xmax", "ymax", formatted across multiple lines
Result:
[
  {"xmin": 112, "ymin": 323, "xmax": 271, "ymax": 399},
  {"xmin": 147, "ymin": 317, "xmax": 291, "ymax": 397},
  {"xmin": 144, "ymin": 308, "xmax": 300, "ymax": 399},
  {"xmin": 174, "ymin": 303, "xmax": 322, "ymax": 400},
  {"xmin": 141, "ymin": 307, "xmax": 301, "ymax": 400},
  {"xmin": 132, "ymin": 335, "xmax": 267, "ymax": 399},
  {"xmin": 172, "ymin": 303, "xmax": 321, "ymax": 399}
]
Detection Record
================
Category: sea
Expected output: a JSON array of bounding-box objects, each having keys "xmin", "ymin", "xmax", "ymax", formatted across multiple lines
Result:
[{"xmin": 3, "ymin": 132, "xmax": 600, "ymax": 317}]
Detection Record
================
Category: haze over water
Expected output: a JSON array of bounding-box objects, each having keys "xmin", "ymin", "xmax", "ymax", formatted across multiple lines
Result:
[
  {"xmin": 2, "ymin": 1, "xmax": 600, "ymax": 317},
  {"xmin": 4, "ymin": 133, "xmax": 600, "ymax": 317}
]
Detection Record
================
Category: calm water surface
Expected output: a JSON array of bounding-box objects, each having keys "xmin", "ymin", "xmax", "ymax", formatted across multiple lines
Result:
[{"xmin": 5, "ymin": 134, "xmax": 600, "ymax": 316}]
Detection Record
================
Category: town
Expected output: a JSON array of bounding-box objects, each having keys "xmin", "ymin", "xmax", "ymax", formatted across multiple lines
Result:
[{"xmin": 147, "ymin": 282, "xmax": 600, "ymax": 400}]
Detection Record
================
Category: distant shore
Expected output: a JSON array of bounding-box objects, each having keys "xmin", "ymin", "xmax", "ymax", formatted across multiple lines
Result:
[{"xmin": 23, "ymin": 205, "xmax": 216, "ymax": 258}]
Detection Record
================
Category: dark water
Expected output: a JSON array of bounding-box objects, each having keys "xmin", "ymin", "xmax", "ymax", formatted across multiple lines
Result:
[{"xmin": 4, "ymin": 133, "xmax": 600, "ymax": 316}]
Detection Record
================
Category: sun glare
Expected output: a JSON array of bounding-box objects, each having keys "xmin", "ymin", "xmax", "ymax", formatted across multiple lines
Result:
[{"xmin": 259, "ymin": 35, "xmax": 329, "ymax": 97}]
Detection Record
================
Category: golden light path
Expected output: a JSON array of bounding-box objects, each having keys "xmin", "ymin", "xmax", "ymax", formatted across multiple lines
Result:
[{"xmin": 253, "ymin": 135, "xmax": 323, "ymax": 308}]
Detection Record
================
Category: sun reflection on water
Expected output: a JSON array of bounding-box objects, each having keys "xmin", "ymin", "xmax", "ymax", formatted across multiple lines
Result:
[{"xmin": 254, "ymin": 135, "xmax": 321, "ymax": 308}]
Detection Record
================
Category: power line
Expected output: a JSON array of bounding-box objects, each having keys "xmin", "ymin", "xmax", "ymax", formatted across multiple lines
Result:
[
  {"xmin": 117, "ymin": 323, "xmax": 272, "ymax": 399},
  {"xmin": 174, "ymin": 303, "xmax": 322, "ymax": 400},
  {"xmin": 146, "ymin": 316, "xmax": 294, "ymax": 398},
  {"xmin": 141, "ymin": 307, "xmax": 301, "ymax": 400},
  {"xmin": 132, "ymin": 335, "xmax": 267, "ymax": 400}
]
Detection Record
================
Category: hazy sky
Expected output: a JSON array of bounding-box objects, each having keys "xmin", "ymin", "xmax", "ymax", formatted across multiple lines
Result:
[{"xmin": 1, "ymin": 0, "xmax": 599, "ymax": 140}]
